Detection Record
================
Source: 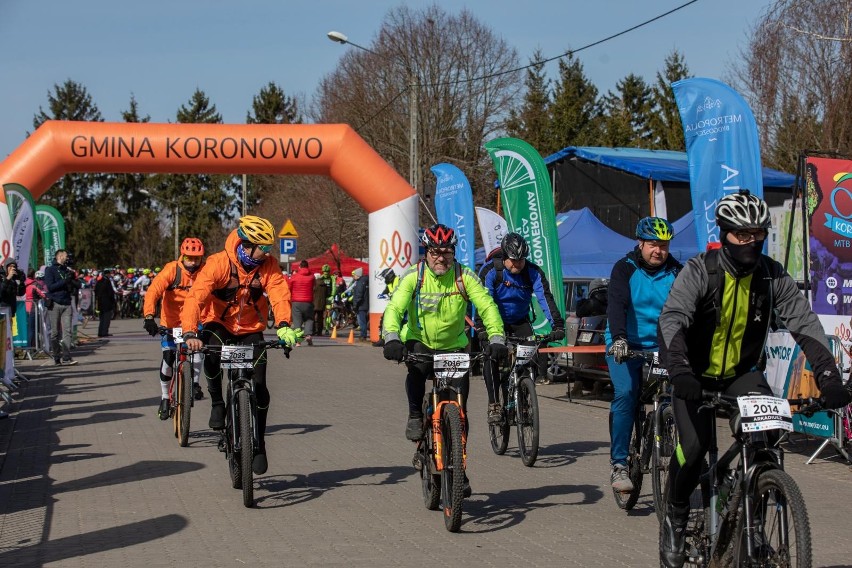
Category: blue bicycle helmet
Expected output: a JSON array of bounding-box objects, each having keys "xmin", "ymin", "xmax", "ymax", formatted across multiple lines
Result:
[{"xmin": 636, "ymin": 217, "xmax": 674, "ymax": 241}]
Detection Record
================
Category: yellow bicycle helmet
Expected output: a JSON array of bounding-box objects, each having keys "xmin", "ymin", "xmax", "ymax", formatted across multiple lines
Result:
[{"xmin": 237, "ymin": 215, "xmax": 275, "ymax": 246}]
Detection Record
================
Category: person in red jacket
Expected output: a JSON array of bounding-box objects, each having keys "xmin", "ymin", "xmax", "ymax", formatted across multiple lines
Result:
[{"xmin": 288, "ymin": 259, "xmax": 317, "ymax": 345}]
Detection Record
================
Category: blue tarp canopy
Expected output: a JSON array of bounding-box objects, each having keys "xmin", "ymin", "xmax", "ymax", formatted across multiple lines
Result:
[
  {"xmin": 474, "ymin": 207, "xmax": 702, "ymax": 279},
  {"xmin": 544, "ymin": 146, "xmax": 796, "ymax": 188},
  {"xmin": 670, "ymin": 213, "xmax": 701, "ymax": 262},
  {"xmin": 555, "ymin": 208, "xmax": 635, "ymax": 278}
]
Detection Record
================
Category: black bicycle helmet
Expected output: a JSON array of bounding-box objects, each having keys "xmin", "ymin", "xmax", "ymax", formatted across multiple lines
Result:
[
  {"xmin": 715, "ymin": 189, "xmax": 771, "ymax": 231},
  {"xmin": 500, "ymin": 232, "xmax": 530, "ymax": 260},
  {"xmin": 421, "ymin": 223, "xmax": 457, "ymax": 249}
]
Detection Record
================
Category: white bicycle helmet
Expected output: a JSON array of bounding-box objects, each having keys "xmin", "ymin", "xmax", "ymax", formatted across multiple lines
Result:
[{"xmin": 715, "ymin": 189, "xmax": 771, "ymax": 231}]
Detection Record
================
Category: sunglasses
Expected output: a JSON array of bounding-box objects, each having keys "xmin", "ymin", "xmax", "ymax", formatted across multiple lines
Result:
[
  {"xmin": 243, "ymin": 241, "xmax": 272, "ymax": 253},
  {"xmin": 427, "ymin": 248, "xmax": 454, "ymax": 258}
]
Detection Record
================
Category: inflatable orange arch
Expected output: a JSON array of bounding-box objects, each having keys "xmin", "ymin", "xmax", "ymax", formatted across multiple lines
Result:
[
  {"xmin": 0, "ymin": 121, "xmax": 414, "ymax": 210},
  {"xmin": 0, "ymin": 120, "xmax": 419, "ymax": 340}
]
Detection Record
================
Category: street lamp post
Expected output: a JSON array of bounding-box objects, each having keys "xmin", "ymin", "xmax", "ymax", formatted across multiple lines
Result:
[
  {"xmin": 139, "ymin": 189, "xmax": 179, "ymax": 258},
  {"xmin": 327, "ymin": 30, "xmax": 419, "ymax": 192}
]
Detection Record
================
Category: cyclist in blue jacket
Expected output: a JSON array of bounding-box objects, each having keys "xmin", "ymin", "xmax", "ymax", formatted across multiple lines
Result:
[
  {"xmin": 606, "ymin": 217, "xmax": 681, "ymax": 493},
  {"xmin": 478, "ymin": 233, "xmax": 565, "ymax": 424}
]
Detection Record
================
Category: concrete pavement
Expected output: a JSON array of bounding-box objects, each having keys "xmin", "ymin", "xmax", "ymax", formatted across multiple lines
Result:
[{"xmin": 1, "ymin": 317, "xmax": 850, "ymax": 567}]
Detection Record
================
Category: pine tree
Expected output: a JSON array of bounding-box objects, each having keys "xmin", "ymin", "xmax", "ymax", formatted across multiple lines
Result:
[
  {"xmin": 247, "ymin": 82, "xmax": 301, "ymax": 124},
  {"xmin": 506, "ymin": 49, "xmax": 551, "ymax": 155},
  {"xmin": 548, "ymin": 53, "xmax": 601, "ymax": 151},
  {"xmin": 149, "ymin": 89, "xmax": 236, "ymax": 248},
  {"xmin": 649, "ymin": 50, "xmax": 690, "ymax": 150},
  {"xmin": 600, "ymin": 74, "xmax": 653, "ymax": 147}
]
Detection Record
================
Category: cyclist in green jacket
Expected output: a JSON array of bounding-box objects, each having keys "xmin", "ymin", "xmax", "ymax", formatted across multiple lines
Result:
[{"xmin": 382, "ymin": 224, "xmax": 506, "ymax": 493}]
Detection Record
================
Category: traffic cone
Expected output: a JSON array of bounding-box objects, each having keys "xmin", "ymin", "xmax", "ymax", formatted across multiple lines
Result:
[
  {"xmin": 330, "ymin": 326, "xmax": 338, "ymax": 339},
  {"xmin": 347, "ymin": 328, "xmax": 355, "ymax": 344}
]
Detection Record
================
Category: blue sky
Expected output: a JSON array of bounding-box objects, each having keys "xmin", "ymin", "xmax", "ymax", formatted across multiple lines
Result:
[{"xmin": 0, "ymin": 0, "xmax": 774, "ymax": 160}]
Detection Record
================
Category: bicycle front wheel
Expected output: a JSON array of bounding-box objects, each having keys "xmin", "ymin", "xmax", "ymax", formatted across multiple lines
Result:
[
  {"xmin": 733, "ymin": 468, "xmax": 812, "ymax": 568},
  {"xmin": 652, "ymin": 404, "xmax": 676, "ymax": 521},
  {"xmin": 516, "ymin": 375, "xmax": 540, "ymax": 467},
  {"xmin": 440, "ymin": 404, "xmax": 465, "ymax": 532},
  {"xmin": 177, "ymin": 360, "xmax": 193, "ymax": 447},
  {"xmin": 238, "ymin": 389, "xmax": 255, "ymax": 508}
]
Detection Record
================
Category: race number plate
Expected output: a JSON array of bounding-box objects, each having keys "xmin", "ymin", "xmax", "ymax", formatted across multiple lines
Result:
[
  {"xmin": 171, "ymin": 327, "xmax": 184, "ymax": 344},
  {"xmin": 578, "ymin": 331, "xmax": 593, "ymax": 343},
  {"xmin": 737, "ymin": 395, "xmax": 793, "ymax": 433},
  {"xmin": 220, "ymin": 345, "xmax": 253, "ymax": 369},
  {"xmin": 648, "ymin": 353, "xmax": 668, "ymax": 377},
  {"xmin": 515, "ymin": 344, "xmax": 537, "ymax": 364},
  {"xmin": 433, "ymin": 353, "xmax": 470, "ymax": 380}
]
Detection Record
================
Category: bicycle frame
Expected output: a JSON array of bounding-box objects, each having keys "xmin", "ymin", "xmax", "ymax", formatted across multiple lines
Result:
[{"xmin": 690, "ymin": 392, "xmax": 818, "ymax": 565}]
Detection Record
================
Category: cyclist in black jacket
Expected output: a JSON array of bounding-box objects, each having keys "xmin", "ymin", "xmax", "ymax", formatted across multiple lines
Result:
[{"xmin": 657, "ymin": 190, "xmax": 851, "ymax": 568}]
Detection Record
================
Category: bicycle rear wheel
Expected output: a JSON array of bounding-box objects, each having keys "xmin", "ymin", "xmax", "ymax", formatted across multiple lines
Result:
[
  {"xmin": 612, "ymin": 414, "xmax": 643, "ymax": 510},
  {"xmin": 177, "ymin": 360, "xmax": 193, "ymax": 447},
  {"xmin": 733, "ymin": 469, "xmax": 812, "ymax": 568},
  {"xmin": 440, "ymin": 404, "xmax": 465, "ymax": 532},
  {"xmin": 652, "ymin": 404, "xmax": 676, "ymax": 521},
  {"xmin": 238, "ymin": 389, "xmax": 254, "ymax": 508},
  {"xmin": 516, "ymin": 375, "xmax": 540, "ymax": 467},
  {"xmin": 488, "ymin": 375, "xmax": 510, "ymax": 456}
]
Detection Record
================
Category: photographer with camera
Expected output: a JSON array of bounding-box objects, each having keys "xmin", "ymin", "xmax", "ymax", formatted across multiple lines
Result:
[
  {"xmin": 44, "ymin": 249, "xmax": 78, "ymax": 366},
  {"xmin": 0, "ymin": 258, "xmax": 26, "ymax": 310}
]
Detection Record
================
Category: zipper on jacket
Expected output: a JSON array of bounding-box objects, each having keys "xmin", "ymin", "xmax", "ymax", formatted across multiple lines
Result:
[{"xmin": 719, "ymin": 275, "xmax": 740, "ymax": 379}]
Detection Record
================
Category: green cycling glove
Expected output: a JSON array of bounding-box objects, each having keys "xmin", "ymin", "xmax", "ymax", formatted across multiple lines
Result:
[{"xmin": 276, "ymin": 326, "xmax": 304, "ymax": 347}]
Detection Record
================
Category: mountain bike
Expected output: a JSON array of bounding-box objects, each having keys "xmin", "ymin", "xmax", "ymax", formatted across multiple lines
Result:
[
  {"xmin": 408, "ymin": 350, "xmax": 484, "ymax": 532},
  {"xmin": 201, "ymin": 338, "xmax": 289, "ymax": 508},
  {"xmin": 612, "ymin": 350, "xmax": 673, "ymax": 519},
  {"xmin": 158, "ymin": 326, "xmax": 198, "ymax": 447},
  {"xmin": 670, "ymin": 389, "xmax": 833, "ymax": 567},
  {"xmin": 488, "ymin": 334, "xmax": 553, "ymax": 467}
]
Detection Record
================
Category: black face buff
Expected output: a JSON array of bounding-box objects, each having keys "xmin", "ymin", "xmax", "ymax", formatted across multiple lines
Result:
[{"xmin": 722, "ymin": 239, "xmax": 763, "ymax": 273}]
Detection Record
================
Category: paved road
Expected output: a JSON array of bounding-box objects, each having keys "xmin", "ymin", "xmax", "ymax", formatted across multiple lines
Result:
[{"xmin": 0, "ymin": 318, "xmax": 850, "ymax": 567}]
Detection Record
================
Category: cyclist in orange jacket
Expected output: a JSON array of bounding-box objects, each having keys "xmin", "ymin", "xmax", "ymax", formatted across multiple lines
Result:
[
  {"xmin": 143, "ymin": 238, "xmax": 207, "ymax": 420},
  {"xmin": 182, "ymin": 216, "xmax": 301, "ymax": 476}
]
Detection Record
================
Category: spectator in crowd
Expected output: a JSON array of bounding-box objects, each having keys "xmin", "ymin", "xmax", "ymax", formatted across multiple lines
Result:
[
  {"xmin": 289, "ymin": 259, "xmax": 316, "ymax": 345},
  {"xmin": 313, "ymin": 264, "xmax": 333, "ymax": 336},
  {"xmin": 351, "ymin": 267, "xmax": 369, "ymax": 341},
  {"xmin": 44, "ymin": 249, "xmax": 79, "ymax": 366},
  {"xmin": 94, "ymin": 267, "xmax": 117, "ymax": 338},
  {"xmin": 24, "ymin": 267, "xmax": 47, "ymax": 349}
]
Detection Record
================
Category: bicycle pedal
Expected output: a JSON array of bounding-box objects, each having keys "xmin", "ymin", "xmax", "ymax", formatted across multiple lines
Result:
[
  {"xmin": 217, "ymin": 438, "xmax": 226, "ymax": 452},
  {"xmin": 412, "ymin": 453, "xmax": 424, "ymax": 471}
]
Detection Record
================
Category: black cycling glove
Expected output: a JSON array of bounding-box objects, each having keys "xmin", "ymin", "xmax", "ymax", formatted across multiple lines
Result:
[
  {"xmin": 820, "ymin": 380, "xmax": 851, "ymax": 409},
  {"xmin": 143, "ymin": 318, "xmax": 159, "ymax": 337},
  {"xmin": 671, "ymin": 373, "xmax": 702, "ymax": 402},
  {"xmin": 383, "ymin": 340, "xmax": 405, "ymax": 362}
]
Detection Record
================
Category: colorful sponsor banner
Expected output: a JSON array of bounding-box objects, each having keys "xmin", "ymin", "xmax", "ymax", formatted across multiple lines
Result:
[
  {"xmin": 767, "ymin": 199, "xmax": 805, "ymax": 282},
  {"xmin": 806, "ymin": 157, "xmax": 852, "ymax": 315},
  {"xmin": 0, "ymin": 308, "xmax": 14, "ymax": 388},
  {"xmin": 3, "ymin": 183, "xmax": 38, "ymax": 272},
  {"xmin": 36, "ymin": 204, "xmax": 66, "ymax": 265},
  {"xmin": 431, "ymin": 163, "xmax": 475, "ymax": 271},
  {"xmin": 475, "ymin": 207, "xmax": 508, "ymax": 258},
  {"xmin": 369, "ymin": 194, "xmax": 418, "ymax": 339},
  {"xmin": 484, "ymin": 137, "xmax": 565, "ymax": 333},
  {"xmin": 672, "ymin": 78, "xmax": 764, "ymax": 250},
  {"xmin": 12, "ymin": 301, "xmax": 27, "ymax": 348},
  {"xmin": 764, "ymin": 330, "xmax": 837, "ymax": 438}
]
